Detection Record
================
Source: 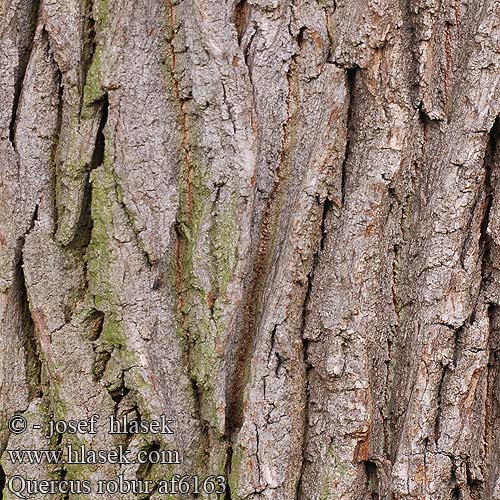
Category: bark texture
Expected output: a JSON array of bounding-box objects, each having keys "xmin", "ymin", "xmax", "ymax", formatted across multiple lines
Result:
[{"xmin": 1, "ymin": 0, "xmax": 500, "ymax": 499}]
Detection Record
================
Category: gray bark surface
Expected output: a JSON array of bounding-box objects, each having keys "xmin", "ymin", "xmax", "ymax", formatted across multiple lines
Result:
[{"xmin": 1, "ymin": 0, "xmax": 500, "ymax": 498}]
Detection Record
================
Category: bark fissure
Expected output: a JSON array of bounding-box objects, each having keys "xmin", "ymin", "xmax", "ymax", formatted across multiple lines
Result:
[
  {"xmin": 90, "ymin": 312, "xmax": 108, "ymax": 380},
  {"xmin": 90, "ymin": 95, "xmax": 108, "ymax": 171},
  {"xmin": 433, "ymin": 362, "xmax": 449, "ymax": 441},
  {"xmin": 479, "ymin": 115, "xmax": 500, "ymax": 278},
  {"xmin": 225, "ymin": 445, "xmax": 234, "ymax": 500},
  {"xmin": 0, "ymin": 465, "xmax": 4, "ymax": 499},
  {"xmin": 296, "ymin": 197, "xmax": 331, "ymax": 499},
  {"xmin": 165, "ymin": 0, "xmax": 192, "ymax": 219},
  {"xmin": 340, "ymin": 66, "xmax": 358, "ymax": 205},
  {"xmin": 485, "ymin": 323, "xmax": 500, "ymax": 498},
  {"xmin": 233, "ymin": 0, "xmax": 250, "ymax": 44},
  {"xmin": 68, "ymin": 95, "xmax": 108, "ymax": 250},
  {"xmin": 319, "ymin": 198, "xmax": 332, "ymax": 252},
  {"xmin": 51, "ymin": 75, "xmax": 65, "ymax": 237},
  {"xmin": 483, "ymin": 112, "xmax": 500, "ymax": 496},
  {"xmin": 17, "ymin": 208, "xmax": 42, "ymax": 400},
  {"xmin": 8, "ymin": 0, "xmax": 41, "ymax": 148},
  {"xmin": 136, "ymin": 440, "xmax": 160, "ymax": 480},
  {"xmin": 58, "ymin": 462, "xmax": 69, "ymax": 500},
  {"xmin": 225, "ymin": 44, "xmax": 298, "ymax": 437},
  {"xmin": 364, "ymin": 460, "xmax": 380, "ymax": 499},
  {"xmin": 297, "ymin": 61, "xmax": 359, "ymax": 498}
]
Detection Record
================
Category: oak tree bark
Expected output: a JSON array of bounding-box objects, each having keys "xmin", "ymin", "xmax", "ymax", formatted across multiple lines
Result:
[{"xmin": 1, "ymin": 0, "xmax": 500, "ymax": 498}]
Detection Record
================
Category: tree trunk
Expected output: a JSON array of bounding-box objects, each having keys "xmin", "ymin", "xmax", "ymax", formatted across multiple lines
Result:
[{"xmin": 1, "ymin": 0, "xmax": 500, "ymax": 498}]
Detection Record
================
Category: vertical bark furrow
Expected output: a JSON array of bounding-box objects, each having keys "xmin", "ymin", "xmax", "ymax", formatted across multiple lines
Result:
[
  {"xmin": 225, "ymin": 40, "xmax": 295, "ymax": 439},
  {"xmin": 300, "ymin": 0, "xmax": 417, "ymax": 495},
  {"xmin": 224, "ymin": 3, "xmax": 299, "ymax": 443},
  {"xmin": 230, "ymin": 8, "xmax": 352, "ymax": 496},
  {"xmin": 339, "ymin": 66, "xmax": 358, "ymax": 206},
  {"xmin": 485, "ymin": 306, "xmax": 500, "ymax": 498},
  {"xmin": 17, "ymin": 237, "xmax": 42, "ymax": 402},
  {"xmin": 8, "ymin": 0, "xmax": 40, "ymax": 148},
  {"xmin": 388, "ymin": 12, "xmax": 500, "ymax": 492}
]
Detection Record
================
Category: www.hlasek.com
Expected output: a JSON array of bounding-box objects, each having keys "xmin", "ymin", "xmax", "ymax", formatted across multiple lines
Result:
[{"xmin": 5, "ymin": 413, "xmax": 227, "ymax": 498}]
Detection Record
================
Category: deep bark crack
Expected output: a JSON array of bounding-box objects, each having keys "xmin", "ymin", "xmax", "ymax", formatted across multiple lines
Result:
[
  {"xmin": 68, "ymin": 94, "xmax": 108, "ymax": 250},
  {"xmin": 0, "ymin": 463, "xmax": 5, "ymax": 499},
  {"xmin": 340, "ymin": 66, "xmax": 358, "ymax": 205},
  {"xmin": 433, "ymin": 362, "xmax": 449, "ymax": 441},
  {"xmin": 296, "ymin": 66, "xmax": 358, "ymax": 498},
  {"xmin": 478, "ymin": 115, "xmax": 499, "ymax": 279},
  {"xmin": 232, "ymin": 0, "xmax": 250, "ymax": 44},
  {"xmin": 225, "ymin": 445, "xmax": 234, "ymax": 500},
  {"xmin": 296, "ymin": 197, "xmax": 328, "ymax": 499},
  {"xmin": 16, "ymin": 207, "xmax": 42, "ymax": 400},
  {"xmin": 225, "ymin": 27, "xmax": 300, "ymax": 438},
  {"xmin": 8, "ymin": 0, "xmax": 41, "ymax": 148}
]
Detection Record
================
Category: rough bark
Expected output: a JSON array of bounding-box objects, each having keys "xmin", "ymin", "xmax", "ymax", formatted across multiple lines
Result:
[{"xmin": 1, "ymin": 0, "xmax": 500, "ymax": 499}]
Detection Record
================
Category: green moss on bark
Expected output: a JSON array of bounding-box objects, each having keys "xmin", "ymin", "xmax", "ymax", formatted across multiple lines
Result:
[{"xmin": 81, "ymin": 0, "xmax": 109, "ymax": 117}]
